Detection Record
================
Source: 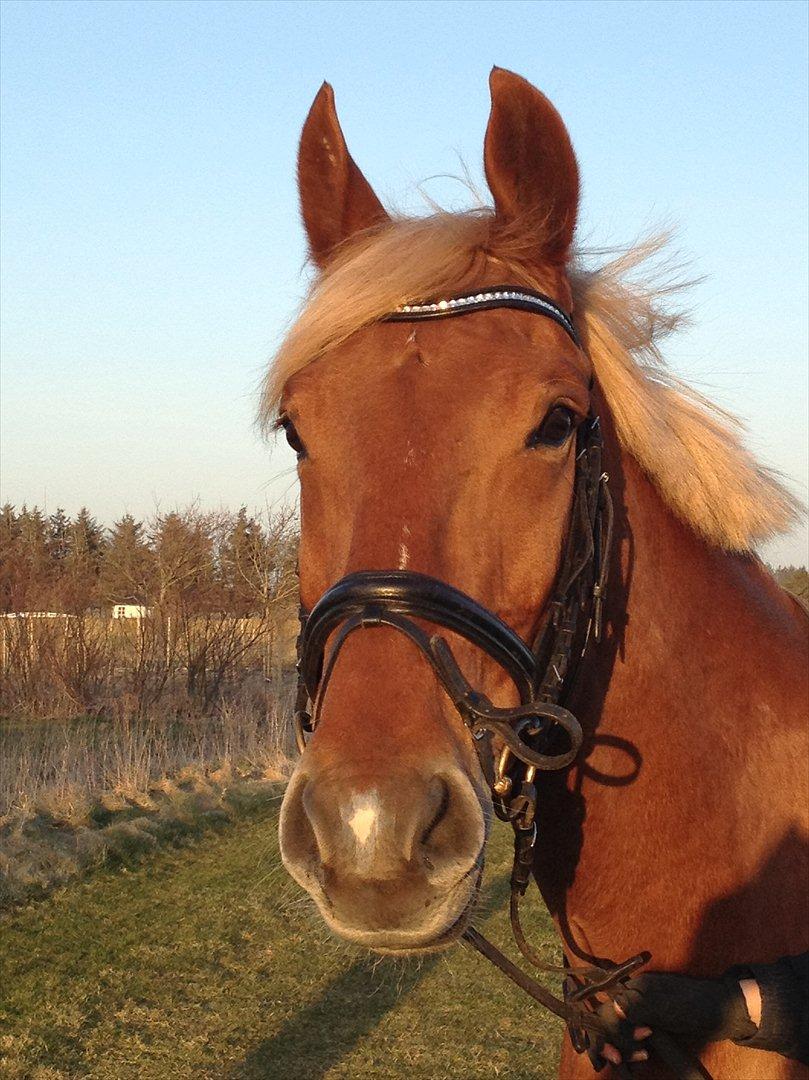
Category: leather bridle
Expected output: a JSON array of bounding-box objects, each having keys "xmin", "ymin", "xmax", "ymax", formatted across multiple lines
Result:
[
  {"xmin": 294, "ymin": 410, "xmax": 610, "ymax": 802},
  {"xmin": 290, "ymin": 286, "xmax": 704, "ymax": 1080}
]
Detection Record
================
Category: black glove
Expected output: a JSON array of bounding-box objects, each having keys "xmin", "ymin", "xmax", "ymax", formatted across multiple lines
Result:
[
  {"xmin": 585, "ymin": 1000, "xmax": 647, "ymax": 1073},
  {"xmin": 614, "ymin": 972, "xmax": 756, "ymax": 1042},
  {"xmin": 583, "ymin": 972, "xmax": 758, "ymax": 1074}
]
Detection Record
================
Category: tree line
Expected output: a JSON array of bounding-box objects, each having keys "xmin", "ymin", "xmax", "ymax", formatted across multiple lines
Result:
[
  {"xmin": 0, "ymin": 503, "xmax": 298, "ymax": 617},
  {"xmin": 0, "ymin": 504, "xmax": 299, "ymax": 717},
  {"xmin": 2, "ymin": 503, "xmax": 806, "ymax": 618},
  {"xmin": 771, "ymin": 564, "xmax": 809, "ymax": 603},
  {"xmin": 2, "ymin": 503, "xmax": 806, "ymax": 617}
]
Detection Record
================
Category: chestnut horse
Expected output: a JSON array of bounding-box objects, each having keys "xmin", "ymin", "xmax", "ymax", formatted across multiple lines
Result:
[{"xmin": 270, "ymin": 70, "xmax": 808, "ymax": 1079}]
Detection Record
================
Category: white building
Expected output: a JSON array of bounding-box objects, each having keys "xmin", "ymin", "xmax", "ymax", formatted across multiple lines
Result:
[{"xmin": 111, "ymin": 603, "xmax": 151, "ymax": 620}]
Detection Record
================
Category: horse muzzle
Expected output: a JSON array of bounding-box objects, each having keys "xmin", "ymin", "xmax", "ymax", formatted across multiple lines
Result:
[{"xmin": 278, "ymin": 760, "xmax": 488, "ymax": 952}]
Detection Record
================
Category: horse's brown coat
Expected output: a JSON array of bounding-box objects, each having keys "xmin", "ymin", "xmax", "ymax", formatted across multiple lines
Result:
[{"xmin": 276, "ymin": 69, "xmax": 808, "ymax": 1079}]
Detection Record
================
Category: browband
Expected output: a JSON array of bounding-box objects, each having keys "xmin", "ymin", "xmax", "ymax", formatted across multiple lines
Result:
[{"xmin": 385, "ymin": 285, "xmax": 580, "ymax": 347}]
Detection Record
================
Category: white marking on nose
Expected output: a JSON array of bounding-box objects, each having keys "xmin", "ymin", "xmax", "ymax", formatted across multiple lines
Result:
[
  {"xmin": 398, "ymin": 524, "xmax": 411, "ymax": 569},
  {"xmin": 347, "ymin": 793, "xmax": 380, "ymax": 847}
]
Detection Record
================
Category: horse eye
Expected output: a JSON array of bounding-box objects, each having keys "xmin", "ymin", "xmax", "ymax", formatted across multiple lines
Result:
[
  {"xmin": 526, "ymin": 406, "xmax": 577, "ymax": 449},
  {"xmin": 278, "ymin": 416, "xmax": 306, "ymax": 458}
]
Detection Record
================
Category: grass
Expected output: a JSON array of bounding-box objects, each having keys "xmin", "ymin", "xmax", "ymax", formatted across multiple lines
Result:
[
  {"xmin": 0, "ymin": 683, "xmax": 296, "ymax": 817},
  {"xmin": 0, "ymin": 687, "xmax": 296, "ymax": 906},
  {"xmin": 0, "ymin": 770, "xmax": 286, "ymax": 909},
  {"xmin": 0, "ymin": 803, "xmax": 564, "ymax": 1079}
]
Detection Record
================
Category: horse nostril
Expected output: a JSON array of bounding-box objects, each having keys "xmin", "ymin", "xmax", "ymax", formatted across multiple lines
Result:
[
  {"xmin": 420, "ymin": 777, "xmax": 450, "ymax": 850},
  {"xmin": 279, "ymin": 770, "xmax": 324, "ymax": 888},
  {"xmin": 417, "ymin": 770, "xmax": 486, "ymax": 886}
]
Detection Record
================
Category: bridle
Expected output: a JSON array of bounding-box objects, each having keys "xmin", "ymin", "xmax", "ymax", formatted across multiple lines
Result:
[
  {"xmin": 293, "ymin": 287, "xmax": 610, "ymax": 804},
  {"xmin": 290, "ymin": 286, "xmax": 704, "ymax": 1080}
]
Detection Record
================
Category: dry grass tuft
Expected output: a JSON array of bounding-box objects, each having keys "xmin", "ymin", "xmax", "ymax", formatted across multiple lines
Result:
[{"xmin": 0, "ymin": 684, "xmax": 296, "ymax": 908}]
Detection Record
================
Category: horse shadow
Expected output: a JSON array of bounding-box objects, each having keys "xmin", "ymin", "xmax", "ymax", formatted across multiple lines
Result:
[
  {"xmin": 686, "ymin": 825, "xmax": 809, "ymax": 974},
  {"xmin": 230, "ymin": 955, "xmax": 438, "ymax": 1079},
  {"xmin": 231, "ymin": 871, "xmax": 513, "ymax": 1079}
]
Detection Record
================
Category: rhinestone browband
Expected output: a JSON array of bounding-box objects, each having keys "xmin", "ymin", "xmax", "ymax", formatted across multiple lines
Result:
[{"xmin": 385, "ymin": 286, "xmax": 580, "ymax": 347}]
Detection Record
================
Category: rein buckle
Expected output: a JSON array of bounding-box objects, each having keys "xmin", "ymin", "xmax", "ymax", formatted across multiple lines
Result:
[
  {"xmin": 509, "ymin": 778, "xmax": 538, "ymax": 832},
  {"xmin": 510, "ymin": 821, "xmax": 538, "ymax": 895}
]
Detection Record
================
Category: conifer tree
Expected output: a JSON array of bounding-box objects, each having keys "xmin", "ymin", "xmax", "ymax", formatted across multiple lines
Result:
[
  {"xmin": 15, "ymin": 505, "xmax": 52, "ymax": 608},
  {"xmin": 0, "ymin": 503, "xmax": 18, "ymax": 543},
  {"xmin": 48, "ymin": 508, "xmax": 71, "ymax": 562},
  {"xmin": 0, "ymin": 504, "xmax": 19, "ymax": 610},
  {"xmin": 219, "ymin": 507, "xmax": 265, "ymax": 614},
  {"xmin": 102, "ymin": 514, "xmax": 151, "ymax": 602},
  {"xmin": 68, "ymin": 508, "xmax": 106, "ymax": 561},
  {"xmin": 63, "ymin": 508, "xmax": 106, "ymax": 610}
]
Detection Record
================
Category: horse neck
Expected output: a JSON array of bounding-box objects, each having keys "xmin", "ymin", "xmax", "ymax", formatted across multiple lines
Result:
[
  {"xmin": 603, "ymin": 449, "xmax": 803, "ymax": 707},
  {"xmin": 536, "ymin": 448, "xmax": 808, "ymax": 972}
]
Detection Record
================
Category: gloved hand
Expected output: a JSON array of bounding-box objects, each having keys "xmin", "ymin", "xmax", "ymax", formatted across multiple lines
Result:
[
  {"xmin": 614, "ymin": 972, "xmax": 756, "ymax": 1041},
  {"xmin": 585, "ymin": 971, "xmax": 757, "ymax": 1073},
  {"xmin": 586, "ymin": 1000, "xmax": 651, "ymax": 1073}
]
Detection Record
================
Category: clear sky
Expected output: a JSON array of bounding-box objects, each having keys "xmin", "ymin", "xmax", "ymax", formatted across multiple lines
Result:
[{"xmin": 1, "ymin": 0, "xmax": 807, "ymax": 564}]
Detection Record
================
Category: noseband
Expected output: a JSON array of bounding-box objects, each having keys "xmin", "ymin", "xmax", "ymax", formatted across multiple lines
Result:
[
  {"xmin": 295, "ymin": 408, "xmax": 611, "ymax": 789},
  {"xmin": 290, "ymin": 286, "xmax": 701, "ymax": 1080}
]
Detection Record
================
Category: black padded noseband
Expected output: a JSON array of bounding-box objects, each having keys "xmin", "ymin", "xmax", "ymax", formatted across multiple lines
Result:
[
  {"xmin": 297, "ymin": 568, "xmax": 584, "ymax": 775},
  {"xmin": 299, "ymin": 570, "xmax": 536, "ymax": 701}
]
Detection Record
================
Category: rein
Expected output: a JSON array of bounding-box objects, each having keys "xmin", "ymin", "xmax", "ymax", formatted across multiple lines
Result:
[{"xmin": 291, "ymin": 286, "xmax": 704, "ymax": 1080}]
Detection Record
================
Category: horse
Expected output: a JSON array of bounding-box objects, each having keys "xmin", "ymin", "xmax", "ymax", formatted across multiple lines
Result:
[{"xmin": 269, "ymin": 69, "xmax": 808, "ymax": 1079}]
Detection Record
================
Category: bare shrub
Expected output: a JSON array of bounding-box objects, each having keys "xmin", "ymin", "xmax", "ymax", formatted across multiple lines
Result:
[
  {"xmin": 0, "ymin": 677, "xmax": 296, "ymax": 822},
  {"xmin": 0, "ymin": 503, "xmax": 300, "ymax": 720}
]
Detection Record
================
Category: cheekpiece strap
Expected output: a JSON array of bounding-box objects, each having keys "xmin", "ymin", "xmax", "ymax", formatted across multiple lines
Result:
[{"xmin": 385, "ymin": 286, "xmax": 580, "ymax": 348}]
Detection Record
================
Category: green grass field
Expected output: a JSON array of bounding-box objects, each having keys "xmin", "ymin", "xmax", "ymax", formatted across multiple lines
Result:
[{"xmin": 1, "ymin": 801, "xmax": 564, "ymax": 1079}]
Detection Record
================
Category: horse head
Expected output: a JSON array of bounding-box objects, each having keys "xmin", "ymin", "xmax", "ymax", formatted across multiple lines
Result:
[{"xmin": 274, "ymin": 69, "xmax": 596, "ymax": 954}]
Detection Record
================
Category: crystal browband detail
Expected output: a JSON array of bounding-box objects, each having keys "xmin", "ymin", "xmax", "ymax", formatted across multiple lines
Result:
[{"xmin": 385, "ymin": 286, "xmax": 580, "ymax": 346}]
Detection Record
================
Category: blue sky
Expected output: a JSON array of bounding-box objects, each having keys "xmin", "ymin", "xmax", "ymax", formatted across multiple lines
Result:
[{"xmin": 1, "ymin": 0, "xmax": 807, "ymax": 563}]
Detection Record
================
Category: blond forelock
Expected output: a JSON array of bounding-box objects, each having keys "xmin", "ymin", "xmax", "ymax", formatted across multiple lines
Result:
[{"xmin": 260, "ymin": 213, "xmax": 801, "ymax": 552}]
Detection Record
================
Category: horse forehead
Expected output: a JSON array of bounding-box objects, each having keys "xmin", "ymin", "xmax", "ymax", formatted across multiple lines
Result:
[{"xmin": 324, "ymin": 322, "xmax": 569, "ymax": 427}]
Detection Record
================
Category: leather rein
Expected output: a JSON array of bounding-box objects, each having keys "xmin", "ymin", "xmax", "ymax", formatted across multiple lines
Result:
[{"xmin": 291, "ymin": 286, "xmax": 704, "ymax": 1080}]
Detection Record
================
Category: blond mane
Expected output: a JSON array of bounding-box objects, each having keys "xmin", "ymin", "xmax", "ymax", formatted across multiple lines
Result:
[{"xmin": 260, "ymin": 212, "xmax": 800, "ymax": 552}]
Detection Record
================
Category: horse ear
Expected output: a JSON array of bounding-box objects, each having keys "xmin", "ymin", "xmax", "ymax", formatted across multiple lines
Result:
[
  {"xmin": 484, "ymin": 68, "xmax": 579, "ymax": 264},
  {"xmin": 297, "ymin": 82, "xmax": 389, "ymax": 269}
]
